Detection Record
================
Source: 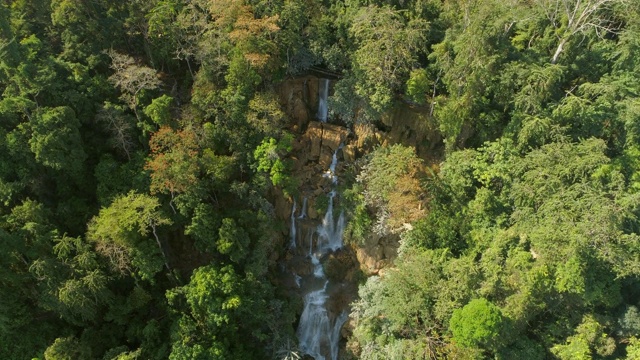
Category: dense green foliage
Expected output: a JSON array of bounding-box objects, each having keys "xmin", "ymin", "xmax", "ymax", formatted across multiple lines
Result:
[
  {"xmin": 450, "ymin": 298, "xmax": 503, "ymax": 349},
  {"xmin": 1, "ymin": 0, "xmax": 640, "ymax": 359},
  {"xmin": 339, "ymin": 0, "xmax": 640, "ymax": 359},
  {"xmin": 0, "ymin": 0, "xmax": 296, "ymax": 358}
]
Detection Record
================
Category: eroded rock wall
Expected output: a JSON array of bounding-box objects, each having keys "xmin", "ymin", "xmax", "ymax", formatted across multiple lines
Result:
[{"xmin": 274, "ymin": 76, "xmax": 440, "ymax": 275}]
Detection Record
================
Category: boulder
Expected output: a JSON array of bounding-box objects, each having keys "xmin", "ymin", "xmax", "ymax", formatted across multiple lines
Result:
[
  {"xmin": 306, "ymin": 122, "xmax": 323, "ymax": 160},
  {"xmin": 343, "ymin": 144, "xmax": 356, "ymax": 163},
  {"xmin": 321, "ymin": 123, "xmax": 348, "ymax": 151},
  {"xmin": 273, "ymin": 188, "xmax": 292, "ymax": 221},
  {"xmin": 356, "ymin": 247, "xmax": 383, "ymax": 275},
  {"xmin": 341, "ymin": 318, "xmax": 354, "ymax": 339},
  {"xmin": 355, "ymin": 232, "xmax": 400, "ymax": 275},
  {"xmin": 319, "ymin": 145, "xmax": 334, "ymax": 169},
  {"xmin": 382, "ymin": 243, "xmax": 399, "ymax": 260}
]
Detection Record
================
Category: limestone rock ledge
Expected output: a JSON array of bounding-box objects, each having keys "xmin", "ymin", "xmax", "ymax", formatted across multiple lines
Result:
[{"xmin": 299, "ymin": 121, "xmax": 349, "ymax": 168}]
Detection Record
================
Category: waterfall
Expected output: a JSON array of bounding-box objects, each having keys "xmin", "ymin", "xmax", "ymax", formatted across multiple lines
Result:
[
  {"xmin": 311, "ymin": 255, "xmax": 325, "ymax": 278},
  {"xmin": 297, "ymin": 278, "xmax": 347, "ymax": 360},
  {"xmin": 330, "ymin": 311, "xmax": 349, "ymax": 360},
  {"xmin": 298, "ymin": 197, "xmax": 308, "ymax": 219},
  {"xmin": 317, "ymin": 78, "xmax": 329, "ymax": 122},
  {"xmin": 316, "ymin": 191, "xmax": 344, "ymax": 253},
  {"xmin": 322, "ymin": 146, "xmax": 341, "ymax": 185},
  {"xmin": 296, "ymin": 146, "xmax": 346, "ymax": 360},
  {"xmin": 297, "ymin": 288, "xmax": 331, "ymax": 359},
  {"xmin": 290, "ymin": 199, "xmax": 297, "ymax": 249}
]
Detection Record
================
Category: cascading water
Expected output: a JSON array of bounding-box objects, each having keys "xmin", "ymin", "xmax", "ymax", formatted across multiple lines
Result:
[
  {"xmin": 294, "ymin": 146, "xmax": 348, "ymax": 360},
  {"xmin": 285, "ymin": 80, "xmax": 351, "ymax": 359},
  {"xmin": 317, "ymin": 79, "xmax": 329, "ymax": 122},
  {"xmin": 298, "ymin": 197, "xmax": 308, "ymax": 219},
  {"xmin": 290, "ymin": 199, "xmax": 297, "ymax": 249},
  {"xmin": 316, "ymin": 191, "xmax": 344, "ymax": 253}
]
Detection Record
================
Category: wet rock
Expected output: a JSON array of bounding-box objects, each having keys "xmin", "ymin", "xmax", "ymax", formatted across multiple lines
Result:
[
  {"xmin": 303, "ymin": 121, "xmax": 348, "ymax": 165},
  {"xmin": 326, "ymin": 287, "xmax": 352, "ymax": 317},
  {"xmin": 307, "ymin": 77, "xmax": 319, "ymax": 112},
  {"xmin": 325, "ymin": 249, "xmax": 358, "ymax": 283},
  {"xmin": 319, "ymin": 145, "xmax": 334, "ymax": 169},
  {"xmin": 276, "ymin": 76, "xmax": 320, "ymax": 130},
  {"xmin": 290, "ymin": 255, "xmax": 313, "ymax": 277}
]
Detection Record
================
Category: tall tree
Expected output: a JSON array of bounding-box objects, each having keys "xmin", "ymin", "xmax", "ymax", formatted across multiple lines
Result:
[
  {"xmin": 349, "ymin": 5, "xmax": 427, "ymax": 112},
  {"xmin": 87, "ymin": 191, "xmax": 172, "ymax": 281},
  {"xmin": 106, "ymin": 50, "xmax": 162, "ymax": 126},
  {"xmin": 145, "ymin": 126, "xmax": 200, "ymax": 213}
]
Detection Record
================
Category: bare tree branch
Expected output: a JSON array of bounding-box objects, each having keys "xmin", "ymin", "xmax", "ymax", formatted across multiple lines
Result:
[{"xmin": 536, "ymin": 0, "xmax": 628, "ymax": 63}]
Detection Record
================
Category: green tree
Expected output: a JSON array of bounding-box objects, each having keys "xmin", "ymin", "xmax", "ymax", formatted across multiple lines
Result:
[
  {"xmin": 628, "ymin": 337, "xmax": 640, "ymax": 360},
  {"xmin": 166, "ymin": 265, "xmax": 272, "ymax": 359},
  {"xmin": 0, "ymin": 199, "xmax": 61, "ymax": 358},
  {"xmin": 533, "ymin": 0, "xmax": 629, "ymax": 64},
  {"xmin": 96, "ymin": 102, "xmax": 138, "ymax": 161},
  {"xmin": 216, "ymin": 218, "xmax": 250, "ymax": 264},
  {"xmin": 449, "ymin": 298, "xmax": 504, "ymax": 350},
  {"xmin": 551, "ymin": 315, "xmax": 616, "ymax": 359},
  {"xmin": 29, "ymin": 106, "xmax": 86, "ymax": 175},
  {"xmin": 253, "ymin": 135, "xmax": 296, "ymax": 195},
  {"xmin": 406, "ymin": 68, "xmax": 432, "ymax": 105},
  {"xmin": 106, "ymin": 49, "xmax": 162, "ymax": 126},
  {"xmin": 145, "ymin": 126, "xmax": 200, "ymax": 213},
  {"xmin": 44, "ymin": 336, "xmax": 91, "ymax": 360},
  {"xmin": 143, "ymin": 94, "xmax": 174, "ymax": 127},
  {"xmin": 430, "ymin": 0, "xmax": 517, "ymax": 148},
  {"xmin": 350, "ymin": 5, "xmax": 427, "ymax": 112},
  {"xmin": 87, "ymin": 191, "xmax": 171, "ymax": 281}
]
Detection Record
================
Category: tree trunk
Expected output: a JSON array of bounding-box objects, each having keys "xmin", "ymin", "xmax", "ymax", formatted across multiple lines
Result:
[
  {"xmin": 151, "ymin": 223, "xmax": 171, "ymax": 272},
  {"xmin": 552, "ymin": 38, "xmax": 567, "ymax": 64}
]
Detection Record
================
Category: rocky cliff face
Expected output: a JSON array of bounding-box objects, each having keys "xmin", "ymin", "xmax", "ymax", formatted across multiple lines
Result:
[{"xmin": 274, "ymin": 76, "xmax": 441, "ymax": 275}]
